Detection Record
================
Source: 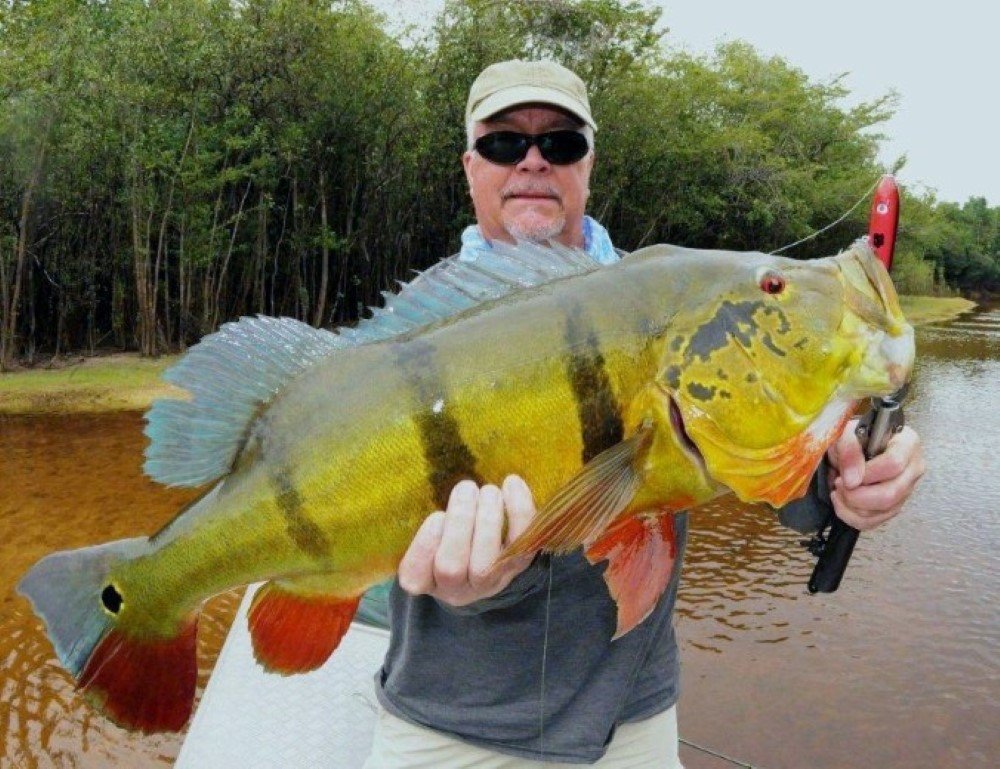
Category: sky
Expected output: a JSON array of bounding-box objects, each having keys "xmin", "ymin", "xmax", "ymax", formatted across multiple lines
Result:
[{"xmin": 371, "ymin": 0, "xmax": 998, "ymax": 206}]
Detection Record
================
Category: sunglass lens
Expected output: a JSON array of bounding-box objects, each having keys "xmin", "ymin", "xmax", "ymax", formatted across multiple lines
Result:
[
  {"xmin": 474, "ymin": 131, "xmax": 589, "ymax": 165},
  {"xmin": 475, "ymin": 132, "xmax": 529, "ymax": 164},
  {"xmin": 538, "ymin": 131, "xmax": 590, "ymax": 164}
]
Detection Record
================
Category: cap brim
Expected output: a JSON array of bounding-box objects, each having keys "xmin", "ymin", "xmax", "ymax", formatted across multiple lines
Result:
[{"xmin": 469, "ymin": 85, "xmax": 597, "ymax": 130}]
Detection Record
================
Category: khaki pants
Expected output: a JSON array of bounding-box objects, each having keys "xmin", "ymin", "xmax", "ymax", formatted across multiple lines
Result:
[{"xmin": 363, "ymin": 705, "xmax": 684, "ymax": 768}]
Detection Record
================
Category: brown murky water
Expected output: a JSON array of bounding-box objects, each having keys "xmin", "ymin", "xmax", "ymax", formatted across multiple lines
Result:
[
  {"xmin": 1, "ymin": 304, "xmax": 998, "ymax": 768},
  {"xmin": 0, "ymin": 414, "xmax": 241, "ymax": 768}
]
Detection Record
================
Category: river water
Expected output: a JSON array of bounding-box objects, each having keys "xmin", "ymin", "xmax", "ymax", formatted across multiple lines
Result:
[{"xmin": 1, "ymin": 304, "xmax": 997, "ymax": 768}]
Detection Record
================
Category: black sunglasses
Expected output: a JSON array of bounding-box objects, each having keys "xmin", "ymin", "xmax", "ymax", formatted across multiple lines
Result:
[{"xmin": 473, "ymin": 130, "xmax": 590, "ymax": 165}]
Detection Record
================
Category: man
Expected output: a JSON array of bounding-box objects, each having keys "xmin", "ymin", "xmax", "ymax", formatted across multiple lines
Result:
[{"xmin": 364, "ymin": 60, "xmax": 925, "ymax": 768}]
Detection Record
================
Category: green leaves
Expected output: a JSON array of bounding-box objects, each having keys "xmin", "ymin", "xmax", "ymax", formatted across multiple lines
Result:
[{"xmin": 0, "ymin": 0, "xmax": 991, "ymax": 365}]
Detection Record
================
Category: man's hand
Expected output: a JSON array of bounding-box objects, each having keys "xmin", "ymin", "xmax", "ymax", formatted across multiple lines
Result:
[
  {"xmin": 826, "ymin": 419, "xmax": 926, "ymax": 531},
  {"xmin": 397, "ymin": 476, "xmax": 538, "ymax": 607}
]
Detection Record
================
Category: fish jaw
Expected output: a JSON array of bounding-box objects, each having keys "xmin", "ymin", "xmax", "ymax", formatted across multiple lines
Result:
[
  {"xmin": 834, "ymin": 242, "xmax": 915, "ymax": 398},
  {"xmin": 677, "ymin": 394, "xmax": 855, "ymax": 507},
  {"xmin": 843, "ymin": 322, "xmax": 914, "ymax": 398}
]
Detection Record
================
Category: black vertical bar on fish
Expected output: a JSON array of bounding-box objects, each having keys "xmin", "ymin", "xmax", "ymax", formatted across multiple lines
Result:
[
  {"xmin": 562, "ymin": 304, "xmax": 624, "ymax": 463},
  {"xmin": 397, "ymin": 340, "xmax": 484, "ymax": 510}
]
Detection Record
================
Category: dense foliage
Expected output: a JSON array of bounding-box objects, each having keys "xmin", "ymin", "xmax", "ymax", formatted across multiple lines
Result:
[{"xmin": 0, "ymin": 0, "xmax": 995, "ymax": 367}]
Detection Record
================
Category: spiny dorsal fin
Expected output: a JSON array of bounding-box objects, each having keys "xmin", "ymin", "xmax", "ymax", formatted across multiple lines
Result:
[
  {"xmin": 144, "ymin": 241, "xmax": 603, "ymax": 488},
  {"xmin": 143, "ymin": 317, "xmax": 345, "ymax": 487},
  {"xmin": 346, "ymin": 239, "xmax": 602, "ymax": 343}
]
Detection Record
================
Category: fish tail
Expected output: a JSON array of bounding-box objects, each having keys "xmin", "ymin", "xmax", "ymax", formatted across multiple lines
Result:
[{"xmin": 17, "ymin": 539, "xmax": 199, "ymax": 732}]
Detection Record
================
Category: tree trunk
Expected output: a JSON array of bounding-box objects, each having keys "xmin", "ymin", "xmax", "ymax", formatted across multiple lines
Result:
[
  {"xmin": 313, "ymin": 167, "xmax": 329, "ymax": 328},
  {"xmin": 131, "ymin": 170, "xmax": 156, "ymax": 356},
  {"xmin": 211, "ymin": 180, "xmax": 252, "ymax": 329},
  {"xmin": 0, "ymin": 134, "xmax": 48, "ymax": 370}
]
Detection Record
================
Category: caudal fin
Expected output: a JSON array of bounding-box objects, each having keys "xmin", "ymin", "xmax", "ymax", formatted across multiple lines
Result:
[{"xmin": 17, "ymin": 539, "xmax": 199, "ymax": 733}]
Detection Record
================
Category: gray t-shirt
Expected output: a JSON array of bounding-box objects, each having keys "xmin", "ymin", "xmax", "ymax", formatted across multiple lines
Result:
[
  {"xmin": 373, "ymin": 466, "xmax": 832, "ymax": 764},
  {"xmin": 375, "ymin": 513, "xmax": 687, "ymax": 764}
]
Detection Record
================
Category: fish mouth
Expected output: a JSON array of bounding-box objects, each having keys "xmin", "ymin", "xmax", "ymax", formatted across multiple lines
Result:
[
  {"xmin": 669, "ymin": 394, "xmax": 706, "ymax": 469},
  {"xmin": 834, "ymin": 241, "xmax": 915, "ymax": 395},
  {"xmin": 838, "ymin": 240, "xmax": 909, "ymax": 337}
]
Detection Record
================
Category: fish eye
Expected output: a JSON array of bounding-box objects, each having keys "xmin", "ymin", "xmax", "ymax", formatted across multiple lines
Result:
[{"xmin": 759, "ymin": 272, "xmax": 785, "ymax": 295}]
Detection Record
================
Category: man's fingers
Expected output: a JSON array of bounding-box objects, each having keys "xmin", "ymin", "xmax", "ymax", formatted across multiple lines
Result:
[
  {"xmin": 830, "ymin": 490, "xmax": 898, "ymax": 532},
  {"xmin": 401, "ymin": 477, "xmax": 540, "ymax": 605},
  {"xmin": 859, "ymin": 427, "xmax": 925, "ymax": 485},
  {"xmin": 479, "ymin": 475, "xmax": 537, "ymax": 582},
  {"xmin": 468, "ymin": 485, "xmax": 505, "ymax": 587},
  {"xmin": 502, "ymin": 474, "xmax": 536, "ymax": 545},
  {"xmin": 433, "ymin": 480, "xmax": 479, "ymax": 588},
  {"xmin": 828, "ymin": 421, "xmax": 925, "ymax": 532},
  {"xmin": 828, "ymin": 419, "xmax": 865, "ymax": 489},
  {"xmin": 835, "ymin": 458, "xmax": 922, "ymax": 514},
  {"xmin": 397, "ymin": 511, "xmax": 446, "ymax": 595}
]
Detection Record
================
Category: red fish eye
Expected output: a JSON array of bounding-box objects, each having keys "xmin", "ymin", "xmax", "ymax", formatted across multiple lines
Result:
[{"xmin": 760, "ymin": 274, "xmax": 785, "ymax": 294}]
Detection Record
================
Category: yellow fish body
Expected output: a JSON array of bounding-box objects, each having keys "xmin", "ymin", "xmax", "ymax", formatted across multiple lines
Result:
[{"xmin": 18, "ymin": 240, "xmax": 913, "ymax": 732}]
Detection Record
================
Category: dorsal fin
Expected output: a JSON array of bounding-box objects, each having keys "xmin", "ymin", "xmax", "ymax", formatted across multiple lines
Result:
[
  {"xmin": 143, "ymin": 317, "xmax": 345, "ymax": 487},
  {"xmin": 144, "ymin": 241, "xmax": 603, "ymax": 488},
  {"xmin": 345, "ymin": 239, "xmax": 602, "ymax": 343}
]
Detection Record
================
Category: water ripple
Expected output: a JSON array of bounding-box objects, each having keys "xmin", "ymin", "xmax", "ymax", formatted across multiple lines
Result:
[{"xmin": 2, "ymin": 305, "xmax": 998, "ymax": 767}]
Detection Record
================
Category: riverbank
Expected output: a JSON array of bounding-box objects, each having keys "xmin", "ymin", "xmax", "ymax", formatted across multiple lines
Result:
[
  {"xmin": 0, "ymin": 295, "xmax": 979, "ymax": 415},
  {"xmin": 0, "ymin": 354, "xmax": 184, "ymax": 414},
  {"xmin": 898, "ymin": 295, "xmax": 977, "ymax": 325}
]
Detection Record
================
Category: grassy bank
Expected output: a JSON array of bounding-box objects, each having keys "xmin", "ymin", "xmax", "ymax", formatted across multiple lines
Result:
[
  {"xmin": 0, "ymin": 354, "xmax": 184, "ymax": 414},
  {"xmin": 899, "ymin": 295, "xmax": 977, "ymax": 325},
  {"xmin": 0, "ymin": 295, "xmax": 980, "ymax": 415}
]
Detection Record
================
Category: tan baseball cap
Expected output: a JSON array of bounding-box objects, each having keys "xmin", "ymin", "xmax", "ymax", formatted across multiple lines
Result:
[{"xmin": 465, "ymin": 59, "xmax": 597, "ymax": 131}]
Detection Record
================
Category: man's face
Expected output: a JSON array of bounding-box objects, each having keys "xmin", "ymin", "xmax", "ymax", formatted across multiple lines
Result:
[{"xmin": 463, "ymin": 106, "xmax": 594, "ymax": 248}]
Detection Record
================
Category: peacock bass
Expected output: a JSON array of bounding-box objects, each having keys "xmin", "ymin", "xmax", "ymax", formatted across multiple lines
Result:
[{"xmin": 18, "ymin": 239, "xmax": 914, "ymax": 733}]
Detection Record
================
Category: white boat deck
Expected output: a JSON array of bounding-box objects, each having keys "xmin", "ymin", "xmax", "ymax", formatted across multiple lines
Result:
[{"xmin": 177, "ymin": 584, "xmax": 389, "ymax": 769}]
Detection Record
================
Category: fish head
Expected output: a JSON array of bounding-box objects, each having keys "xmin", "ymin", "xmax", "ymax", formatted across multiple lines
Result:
[{"xmin": 646, "ymin": 240, "xmax": 914, "ymax": 506}]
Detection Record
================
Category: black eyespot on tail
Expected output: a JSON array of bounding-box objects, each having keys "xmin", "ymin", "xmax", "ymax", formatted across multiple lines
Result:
[{"xmin": 102, "ymin": 584, "xmax": 123, "ymax": 614}]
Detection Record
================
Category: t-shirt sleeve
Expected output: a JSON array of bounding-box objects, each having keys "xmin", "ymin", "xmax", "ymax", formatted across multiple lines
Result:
[{"xmin": 776, "ymin": 457, "xmax": 835, "ymax": 533}]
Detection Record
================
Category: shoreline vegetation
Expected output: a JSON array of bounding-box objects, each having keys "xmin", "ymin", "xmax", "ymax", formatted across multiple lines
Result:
[
  {"xmin": 0, "ymin": 295, "xmax": 978, "ymax": 416},
  {"xmin": 2, "ymin": 0, "xmax": 998, "ymax": 372}
]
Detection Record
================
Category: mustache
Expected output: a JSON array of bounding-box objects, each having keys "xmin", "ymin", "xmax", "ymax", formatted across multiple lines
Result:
[{"xmin": 500, "ymin": 184, "xmax": 561, "ymax": 201}]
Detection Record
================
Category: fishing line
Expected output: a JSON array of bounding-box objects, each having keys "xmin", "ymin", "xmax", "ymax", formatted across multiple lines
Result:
[
  {"xmin": 770, "ymin": 176, "xmax": 882, "ymax": 255},
  {"xmin": 680, "ymin": 736, "xmax": 765, "ymax": 768},
  {"xmin": 532, "ymin": 559, "xmax": 771, "ymax": 769},
  {"xmin": 538, "ymin": 555, "xmax": 554, "ymax": 757}
]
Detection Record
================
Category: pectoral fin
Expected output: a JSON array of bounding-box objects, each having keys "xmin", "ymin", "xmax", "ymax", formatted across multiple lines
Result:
[
  {"xmin": 499, "ymin": 423, "xmax": 654, "ymax": 562},
  {"xmin": 585, "ymin": 511, "xmax": 677, "ymax": 639},
  {"xmin": 248, "ymin": 577, "xmax": 361, "ymax": 675}
]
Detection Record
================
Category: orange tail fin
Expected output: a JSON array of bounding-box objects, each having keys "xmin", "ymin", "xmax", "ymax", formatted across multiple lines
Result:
[
  {"xmin": 585, "ymin": 512, "xmax": 677, "ymax": 639},
  {"xmin": 79, "ymin": 619, "xmax": 199, "ymax": 732},
  {"xmin": 17, "ymin": 538, "xmax": 199, "ymax": 733},
  {"xmin": 248, "ymin": 582, "xmax": 360, "ymax": 674}
]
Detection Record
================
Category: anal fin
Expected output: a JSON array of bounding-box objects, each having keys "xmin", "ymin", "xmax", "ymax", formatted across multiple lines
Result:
[
  {"xmin": 248, "ymin": 579, "xmax": 361, "ymax": 675},
  {"xmin": 585, "ymin": 511, "xmax": 677, "ymax": 639}
]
